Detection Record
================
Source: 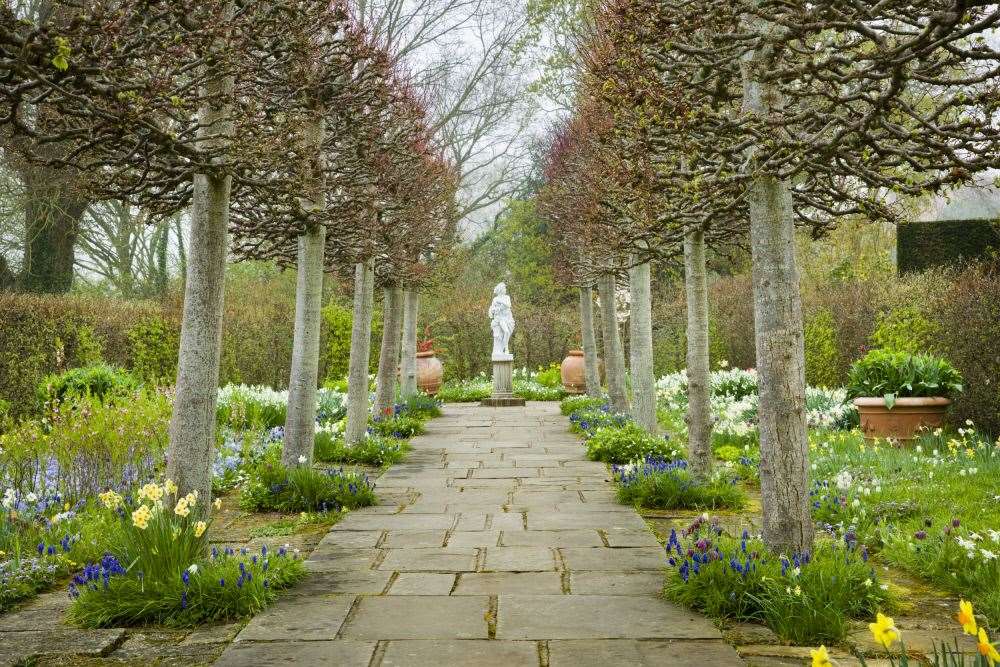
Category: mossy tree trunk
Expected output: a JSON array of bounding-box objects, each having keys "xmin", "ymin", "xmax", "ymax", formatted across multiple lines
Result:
[
  {"xmin": 166, "ymin": 13, "xmax": 234, "ymax": 505},
  {"xmin": 372, "ymin": 285, "xmax": 404, "ymax": 418},
  {"xmin": 579, "ymin": 285, "xmax": 602, "ymax": 397},
  {"xmin": 345, "ymin": 260, "xmax": 374, "ymax": 446},
  {"xmin": 742, "ymin": 30, "xmax": 814, "ymax": 553},
  {"xmin": 628, "ymin": 260, "xmax": 656, "ymax": 431},
  {"xmin": 400, "ymin": 288, "xmax": 419, "ymax": 399},
  {"xmin": 684, "ymin": 229, "xmax": 713, "ymax": 480},
  {"xmin": 598, "ymin": 272, "xmax": 629, "ymax": 414}
]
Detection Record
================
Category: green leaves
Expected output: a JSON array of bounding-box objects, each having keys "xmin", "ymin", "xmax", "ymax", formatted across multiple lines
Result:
[
  {"xmin": 51, "ymin": 37, "xmax": 71, "ymax": 71},
  {"xmin": 846, "ymin": 349, "xmax": 964, "ymax": 404}
]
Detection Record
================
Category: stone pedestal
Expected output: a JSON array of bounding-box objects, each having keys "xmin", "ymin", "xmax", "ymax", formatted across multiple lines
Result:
[{"xmin": 481, "ymin": 355, "xmax": 525, "ymax": 407}]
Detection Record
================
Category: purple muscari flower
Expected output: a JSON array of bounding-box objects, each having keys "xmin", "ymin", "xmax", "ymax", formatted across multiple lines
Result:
[
  {"xmin": 952, "ymin": 518, "xmax": 961, "ymax": 528},
  {"xmin": 219, "ymin": 578, "xmax": 226, "ymax": 587},
  {"xmin": 37, "ymin": 542, "xmax": 45, "ymax": 556},
  {"xmin": 182, "ymin": 570, "xmax": 190, "ymax": 586},
  {"xmin": 914, "ymin": 530, "xmax": 927, "ymax": 540},
  {"xmin": 47, "ymin": 545, "xmax": 56, "ymax": 556}
]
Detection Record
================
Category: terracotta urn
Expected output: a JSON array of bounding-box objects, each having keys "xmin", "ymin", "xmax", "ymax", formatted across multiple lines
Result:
[
  {"xmin": 853, "ymin": 397, "xmax": 951, "ymax": 443},
  {"xmin": 416, "ymin": 350, "xmax": 444, "ymax": 395},
  {"xmin": 560, "ymin": 350, "xmax": 587, "ymax": 394}
]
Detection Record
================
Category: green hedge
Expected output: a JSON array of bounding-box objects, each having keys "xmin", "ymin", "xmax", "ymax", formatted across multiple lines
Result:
[{"xmin": 898, "ymin": 219, "xmax": 1000, "ymax": 274}]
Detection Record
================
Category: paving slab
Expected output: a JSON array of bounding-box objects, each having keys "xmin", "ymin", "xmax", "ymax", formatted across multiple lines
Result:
[
  {"xmin": 388, "ymin": 572, "xmax": 457, "ymax": 595},
  {"xmin": 501, "ymin": 529, "xmax": 605, "ymax": 547},
  {"xmin": 548, "ymin": 639, "xmax": 744, "ymax": 666},
  {"xmin": 483, "ymin": 546, "xmax": 558, "ymax": 571},
  {"xmin": 559, "ymin": 547, "xmax": 666, "ymax": 571},
  {"xmin": 379, "ymin": 547, "xmax": 478, "ymax": 572},
  {"xmin": 569, "ymin": 571, "xmax": 666, "ymax": 595},
  {"xmin": 215, "ymin": 640, "xmax": 376, "ymax": 666},
  {"xmin": 496, "ymin": 595, "xmax": 718, "ymax": 639},
  {"xmin": 337, "ymin": 595, "xmax": 490, "ymax": 639},
  {"xmin": 381, "ymin": 640, "xmax": 539, "ymax": 666},
  {"xmin": 236, "ymin": 595, "xmax": 356, "ymax": 641},
  {"xmin": 453, "ymin": 572, "xmax": 564, "ymax": 595}
]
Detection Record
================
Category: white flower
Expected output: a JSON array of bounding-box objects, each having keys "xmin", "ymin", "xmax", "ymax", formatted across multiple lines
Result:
[
  {"xmin": 297, "ymin": 455, "xmax": 307, "ymax": 464},
  {"xmin": 864, "ymin": 578, "xmax": 873, "ymax": 587},
  {"xmin": 966, "ymin": 419, "xmax": 974, "ymax": 426},
  {"xmin": 835, "ymin": 470, "xmax": 853, "ymax": 491},
  {"xmin": 188, "ymin": 563, "xmax": 199, "ymax": 573},
  {"xmin": 981, "ymin": 549, "xmax": 997, "ymax": 561},
  {"xmin": 26, "ymin": 492, "xmax": 37, "ymax": 503}
]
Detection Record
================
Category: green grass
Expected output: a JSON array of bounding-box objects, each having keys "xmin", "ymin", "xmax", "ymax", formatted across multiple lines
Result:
[{"xmin": 314, "ymin": 431, "xmax": 410, "ymax": 467}]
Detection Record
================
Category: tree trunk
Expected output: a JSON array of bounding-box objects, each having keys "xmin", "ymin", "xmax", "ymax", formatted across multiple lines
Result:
[
  {"xmin": 166, "ymin": 11, "xmax": 234, "ymax": 507},
  {"xmin": 399, "ymin": 288, "xmax": 419, "ymax": 399},
  {"xmin": 166, "ymin": 173, "xmax": 230, "ymax": 505},
  {"xmin": 20, "ymin": 166, "xmax": 87, "ymax": 293},
  {"xmin": 742, "ymin": 30, "xmax": 814, "ymax": 553},
  {"xmin": 372, "ymin": 286, "xmax": 404, "ymax": 418},
  {"xmin": 598, "ymin": 272, "xmax": 629, "ymax": 414},
  {"xmin": 579, "ymin": 285, "xmax": 602, "ymax": 397},
  {"xmin": 282, "ymin": 224, "xmax": 326, "ymax": 467},
  {"xmin": 628, "ymin": 260, "xmax": 656, "ymax": 432},
  {"xmin": 684, "ymin": 230, "xmax": 713, "ymax": 480},
  {"xmin": 345, "ymin": 260, "xmax": 374, "ymax": 446}
]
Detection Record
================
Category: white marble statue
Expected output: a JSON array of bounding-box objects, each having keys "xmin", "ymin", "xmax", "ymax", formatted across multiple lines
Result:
[{"xmin": 489, "ymin": 282, "xmax": 515, "ymax": 359}]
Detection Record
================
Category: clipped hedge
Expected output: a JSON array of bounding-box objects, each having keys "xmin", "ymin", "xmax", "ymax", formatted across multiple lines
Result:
[
  {"xmin": 898, "ymin": 219, "xmax": 1000, "ymax": 274},
  {"xmin": 0, "ymin": 279, "xmax": 299, "ymax": 421}
]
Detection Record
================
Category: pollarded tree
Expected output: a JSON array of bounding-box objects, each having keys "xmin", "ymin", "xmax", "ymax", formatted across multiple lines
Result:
[
  {"xmin": 654, "ymin": 0, "xmax": 1000, "ymax": 552},
  {"xmin": 227, "ymin": 0, "xmax": 389, "ymax": 467},
  {"xmin": 0, "ymin": 0, "xmax": 292, "ymax": 503}
]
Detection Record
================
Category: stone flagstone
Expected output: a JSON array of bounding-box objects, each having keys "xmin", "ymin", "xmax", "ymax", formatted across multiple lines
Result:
[{"xmin": 215, "ymin": 402, "xmax": 741, "ymax": 666}]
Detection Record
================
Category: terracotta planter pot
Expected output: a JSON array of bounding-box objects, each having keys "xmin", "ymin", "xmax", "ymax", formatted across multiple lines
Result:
[
  {"xmin": 853, "ymin": 396, "xmax": 951, "ymax": 442},
  {"xmin": 416, "ymin": 350, "xmax": 443, "ymax": 395},
  {"xmin": 561, "ymin": 350, "xmax": 586, "ymax": 394}
]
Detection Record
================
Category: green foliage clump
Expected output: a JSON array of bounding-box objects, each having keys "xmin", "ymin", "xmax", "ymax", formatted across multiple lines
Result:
[
  {"xmin": 126, "ymin": 317, "xmax": 179, "ymax": 383},
  {"xmin": 240, "ymin": 449, "xmax": 376, "ymax": 513},
  {"xmin": 397, "ymin": 393, "xmax": 443, "ymax": 419},
  {"xmin": 804, "ymin": 309, "xmax": 841, "ymax": 388},
  {"xmin": 437, "ymin": 378, "xmax": 491, "ymax": 403},
  {"xmin": 314, "ymin": 431, "xmax": 409, "ymax": 467},
  {"xmin": 584, "ymin": 422, "xmax": 680, "ymax": 464},
  {"xmin": 560, "ymin": 395, "xmax": 607, "ymax": 416},
  {"xmin": 369, "ymin": 414, "xmax": 425, "ymax": 439},
  {"xmin": 870, "ymin": 306, "xmax": 938, "ymax": 354},
  {"xmin": 0, "ymin": 555, "xmax": 72, "ymax": 612},
  {"xmin": 614, "ymin": 459, "xmax": 746, "ymax": 510},
  {"xmin": 534, "ymin": 363, "xmax": 562, "ymax": 388},
  {"xmin": 714, "ymin": 445, "xmax": 742, "ymax": 463},
  {"xmin": 38, "ymin": 363, "xmax": 140, "ymax": 406},
  {"xmin": 664, "ymin": 518, "xmax": 891, "ymax": 645},
  {"xmin": 216, "ymin": 385, "xmax": 287, "ymax": 430},
  {"xmin": 67, "ymin": 494, "xmax": 305, "ymax": 627},
  {"xmin": 847, "ymin": 349, "xmax": 963, "ymax": 406},
  {"xmin": 513, "ymin": 379, "xmax": 566, "ymax": 401}
]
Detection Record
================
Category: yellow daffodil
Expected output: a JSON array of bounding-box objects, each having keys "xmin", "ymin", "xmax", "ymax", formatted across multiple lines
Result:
[
  {"xmin": 194, "ymin": 521, "xmax": 207, "ymax": 538},
  {"xmin": 131, "ymin": 505, "xmax": 151, "ymax": 530},
  {"xmin": 64, "ymin": 502, "xmax": 70, "ymax": 511},
  {"xmin": 213, "ymin": 498, "xmax": 222, "ymax": 510},
  {"xmin": 99, "ymin": 490, "xmax": 123, "ymax": 510},
  {"xmin": 184, "ymin": 491, "xmax": 197, "ymax": 507},
  {"xmin": 138, "ymin": 482, "xmax": 163, "ymax": 502},
  {"xmin": 174, "ymin": 497, "xmax": 190, "ymax": 517},
  {"xmin": 978, "ymin": 628, "xmax": 1000, "ymax": 666},
  {"xmin": 957, "ymin": 599, "xmax": 978, "ymax": 635},
  {"xmin": 869, "ymin": 612, "xmax": 900, "ymax": 650},
  {"xmin": 810, "ymin": 645, "xmax": 834, "ymax": 667},
  {"xmin": 165, "ymin": 479, "xmax": 178, "ymax": 495}
]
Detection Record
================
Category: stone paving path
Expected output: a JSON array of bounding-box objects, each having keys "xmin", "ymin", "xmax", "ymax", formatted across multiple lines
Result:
[{"xmin": 216, "ymin": 402, "xmax": 743, "ymax": 666}]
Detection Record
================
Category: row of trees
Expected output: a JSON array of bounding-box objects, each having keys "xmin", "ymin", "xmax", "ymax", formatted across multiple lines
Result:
[
  {"xmin": 539, "ymin": 0, "xmax": 1000, "ymax": 553},
  {"xmin": 0, "ymin": 0, "xmax": 457, "ymax": 509}
]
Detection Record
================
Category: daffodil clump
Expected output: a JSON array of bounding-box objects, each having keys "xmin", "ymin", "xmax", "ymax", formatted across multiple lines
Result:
[
  {"xmin": 663, "ymin": 516, "xmax": 892, "ymax": 645},
  {"xmin": 813, "ymin": 599, "xmax": 1000, "ymax": 666},
  {"xmin": 67, "ymin": 479, "xmax": 305, "ymax": 628}
]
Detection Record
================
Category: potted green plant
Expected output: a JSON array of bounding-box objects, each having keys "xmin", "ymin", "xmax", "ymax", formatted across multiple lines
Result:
[{"xmin": 847, "ymin": 349, "xmax": 963, "ymax": 442}]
